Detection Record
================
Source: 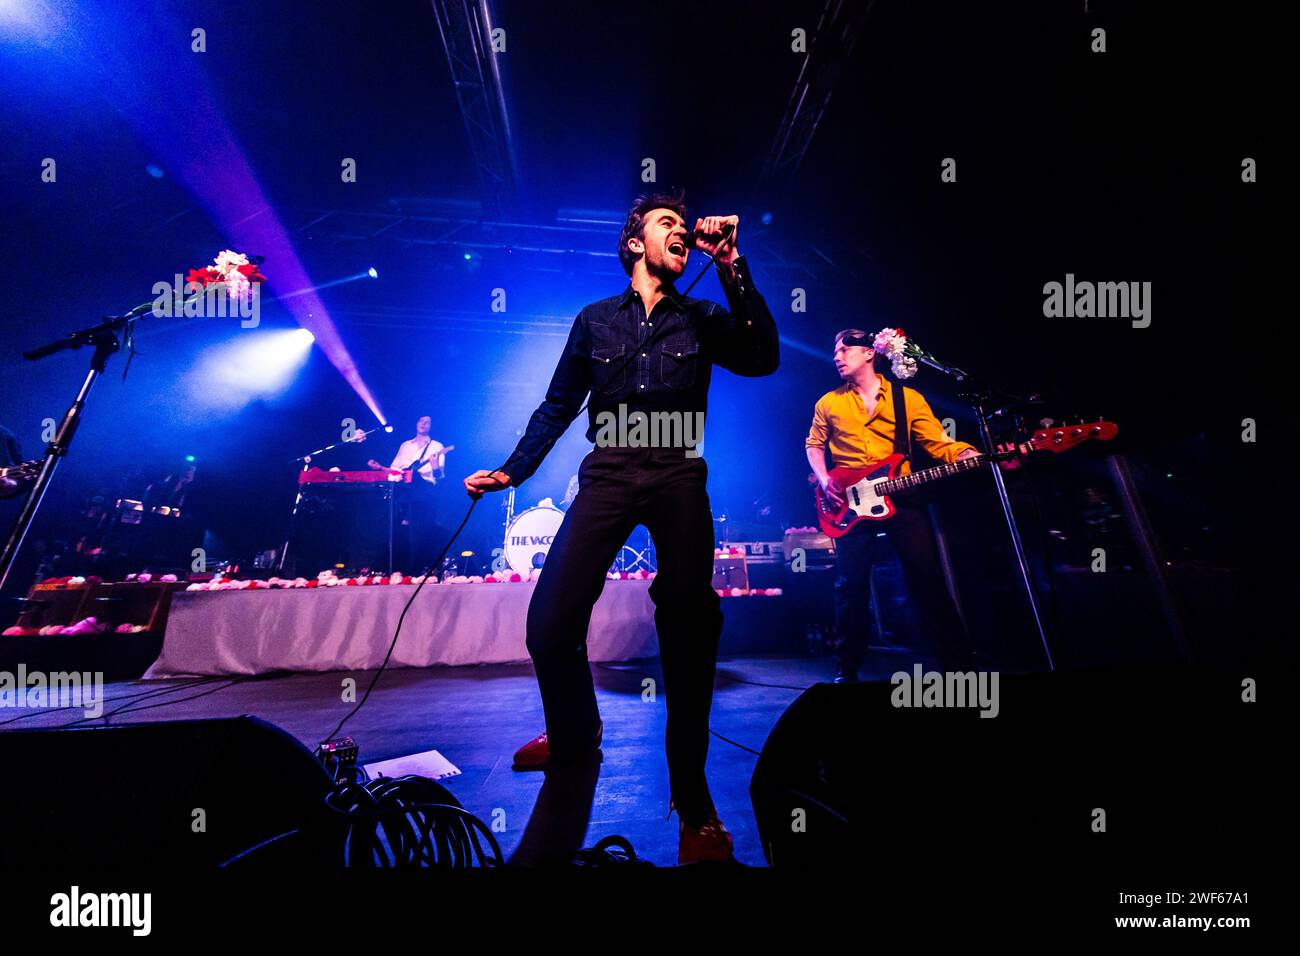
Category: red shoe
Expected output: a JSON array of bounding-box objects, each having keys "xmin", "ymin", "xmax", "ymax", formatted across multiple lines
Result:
[
  {"xmin": 511, "ymin": 720, "xmax": 603, "ymax": 771},
  {"xmin": 674, "ymin": 804, "xmax": 735, "ymax": 864}
]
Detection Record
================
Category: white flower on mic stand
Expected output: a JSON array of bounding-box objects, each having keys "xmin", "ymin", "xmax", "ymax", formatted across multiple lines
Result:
[
  {"xmin": 214, "ymin": 250, "xmax": 249, "ymax": 273},
  {"xmin": 872, "ymin": 326, "xmax": 920, "ymax": 380}
]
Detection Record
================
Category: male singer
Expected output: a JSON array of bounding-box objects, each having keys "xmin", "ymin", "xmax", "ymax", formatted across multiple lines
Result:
[{"xmin": 464, "ymin": 192, "xmax": 778, "ymax": 864}]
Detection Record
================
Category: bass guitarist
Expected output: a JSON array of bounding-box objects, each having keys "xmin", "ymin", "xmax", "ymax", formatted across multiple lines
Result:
[{"xmin": 805, "ymin": 329, "xmax": 980, "ymax": 681}]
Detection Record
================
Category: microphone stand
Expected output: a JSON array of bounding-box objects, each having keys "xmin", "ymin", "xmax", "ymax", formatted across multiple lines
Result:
[
  {"xmin": 0, "ymin": 300, "xmax": 158, "ymax": 591},
  {"xmin": 278, "ymin": 426, "xmax": 389, "ymax": 574},
  {"xmin": 907, "ymin": 341, "xmax": 1055, "ymax": 671}
]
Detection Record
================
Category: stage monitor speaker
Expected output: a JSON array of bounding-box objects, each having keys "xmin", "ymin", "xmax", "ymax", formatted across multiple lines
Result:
[
  {"xmin": 0, "ymin": 715, "xmax": 336, "ymax": 869},
  {"xmin": 749, "ymin": 665, "xmax": 1273, "ymax": 869}
]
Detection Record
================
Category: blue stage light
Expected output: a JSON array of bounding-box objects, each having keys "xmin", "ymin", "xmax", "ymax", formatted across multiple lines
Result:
[{"xmin": 367, "ymin": 267, "xmax": 378, "ymax": 279}]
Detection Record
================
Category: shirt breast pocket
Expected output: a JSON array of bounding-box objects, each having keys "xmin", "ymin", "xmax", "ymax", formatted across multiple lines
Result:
[
  {"xmin": 659, "ymin": 340, "xmax": 701, "ymax": 390},
  {"xmin": 591, "ymin": 344, "xmax": 626, "ymax": 395}
]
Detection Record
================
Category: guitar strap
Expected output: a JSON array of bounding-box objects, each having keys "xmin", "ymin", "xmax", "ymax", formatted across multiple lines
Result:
[
  {"xmin": 892, "ymin": 379, "xmax": 912, "ymax": 462},
  {"xmin": 409, "ymin": 441, "xmax": 438, "ymax": 482}
]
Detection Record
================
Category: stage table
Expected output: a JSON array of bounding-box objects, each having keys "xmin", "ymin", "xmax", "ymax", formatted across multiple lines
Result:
[{"xmin": 144, "ymin": 580, "xmax": 659, "ymax": 677}]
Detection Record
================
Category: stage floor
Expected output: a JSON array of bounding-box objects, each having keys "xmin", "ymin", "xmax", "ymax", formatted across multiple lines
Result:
[{"xmin": 6, "ymin": 654, "xmax": 881, "ymax": 867}]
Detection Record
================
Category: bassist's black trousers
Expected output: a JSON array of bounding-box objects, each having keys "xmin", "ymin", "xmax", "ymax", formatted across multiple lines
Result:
[
  {"xmin": 833, "ymin": 500, "xmax": 974, "ymax": 672},
  {"xmin": 525, "ymin": 445, "xmax": 723, "ymax": 828}
]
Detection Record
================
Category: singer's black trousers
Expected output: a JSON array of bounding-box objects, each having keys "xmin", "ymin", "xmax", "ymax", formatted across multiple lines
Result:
[
  {"xmin": 525, "ymin": 444, "xmax": 723, "ymax": 828},
  {"xmin": 833, "ymin": 501, "xmax": 974, "ymax": 672}
]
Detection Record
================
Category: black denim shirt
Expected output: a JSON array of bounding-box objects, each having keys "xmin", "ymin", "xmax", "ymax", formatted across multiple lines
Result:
[{"xmin": 502, "ymin": 257, "xmax": 779, "ymax": 486}]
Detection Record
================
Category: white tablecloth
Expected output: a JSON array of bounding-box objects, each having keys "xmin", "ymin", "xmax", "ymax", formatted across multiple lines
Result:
[{"xmin": 144, "ymin": 580, "xmax": 659, "ymax": 677}]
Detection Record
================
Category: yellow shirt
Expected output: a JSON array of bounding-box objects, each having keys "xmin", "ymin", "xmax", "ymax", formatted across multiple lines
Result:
[{"xmin": 806, "ymin": 378, "xmax": 975, "ymax": 474}]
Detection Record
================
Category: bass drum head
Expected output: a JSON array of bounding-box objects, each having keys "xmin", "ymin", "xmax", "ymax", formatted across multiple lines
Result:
[{"xmin": 504, "ymin": 505, "xmax": 565, "ymax": 575}]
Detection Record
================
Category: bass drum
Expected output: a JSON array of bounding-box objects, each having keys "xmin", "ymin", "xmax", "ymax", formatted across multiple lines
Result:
[{"xmin": 504, "ymin": 505, "xmax": 565, "ymax": 575}]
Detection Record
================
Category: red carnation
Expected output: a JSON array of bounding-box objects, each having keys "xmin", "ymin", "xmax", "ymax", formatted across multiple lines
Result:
[
  {"xmin": 306, "ymin": 580, "xmax": 319, "ymax": 588},
  {"xmin": 236, "ymin": 263, "xmax": 267, "ymax": 284}
]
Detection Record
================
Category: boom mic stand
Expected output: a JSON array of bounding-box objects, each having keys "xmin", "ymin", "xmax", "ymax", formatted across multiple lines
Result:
[
  {"xmin": 908, "ymin": 343, "xmax": 1056, "ymax": 670},
  {"xmin": 0, "ymin": 300, "xmax": 159, "ymax": 591},
  {"xmin": 3, "ymin": 264, "xmax": 267, "ymax": 592}
]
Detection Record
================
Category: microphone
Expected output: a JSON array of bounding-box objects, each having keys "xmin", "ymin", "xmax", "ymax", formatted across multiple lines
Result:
[{"xmin": 684, "ymin": 222, "xmax": 735, "ymax": 247}]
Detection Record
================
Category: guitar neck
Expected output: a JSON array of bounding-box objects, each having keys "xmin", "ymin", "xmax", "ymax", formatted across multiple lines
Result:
[{"xmin": 877, "ymin": 453, "xmax": 997, "ymax": 497}]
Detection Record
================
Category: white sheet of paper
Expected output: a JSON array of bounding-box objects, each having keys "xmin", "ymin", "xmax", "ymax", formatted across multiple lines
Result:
[{"xmin": 363, "ymin": 749, "xmax": 461, "ymax": 781}]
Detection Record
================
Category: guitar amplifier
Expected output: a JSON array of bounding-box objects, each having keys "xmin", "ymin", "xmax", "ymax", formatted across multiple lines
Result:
[
  {"xmin": 732, "ymin": 540, "xmax": 785, "ymax": 566},
  {"xmin": 712, "ymin": 548, "xmax": 749, "ymax": 590},
  {"xmin": 783, "ymin": 527, "xmax": 836, "ymax": 569}
]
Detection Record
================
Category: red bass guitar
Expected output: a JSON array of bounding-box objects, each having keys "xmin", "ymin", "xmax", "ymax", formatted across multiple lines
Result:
[{"xmin": 814, "ymin": 420, "xmax": 1118, "ymax": 538}]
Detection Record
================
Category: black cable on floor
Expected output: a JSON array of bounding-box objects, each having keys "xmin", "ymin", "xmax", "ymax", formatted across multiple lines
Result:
[
  {"xmin": 321, "ymin": 499, "xmax": 479, "ymax": 744},
  {"xmin": 58, "ymin": 676, "xmax": 249, "ymax": 727},
  {"xmin": 593, "ymin": 662, "xmax": 780, "ymax": 756},
  {"xmin": 717, "ymin": 674, "xmax": 815, "ymax": 692},
  {"xmin": 0, "ymin": 675, "xmax": 221, "ymax": 727},
  {"xmin": 708, "ymin": 727, "xmax": 762, "ymax": 757},
  {"xmin": 596, "ymin": 660, "xmax": 814, "ymax": 692}
]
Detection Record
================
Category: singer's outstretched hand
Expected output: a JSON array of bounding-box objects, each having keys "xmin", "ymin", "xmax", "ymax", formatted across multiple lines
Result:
[
  {"xmin": 693, "ymin": 215, "xmax": 739, "ymax": 277},
  {"xmin": 464, "ymin": 469, "xmax": 512, "ymax": 499}
]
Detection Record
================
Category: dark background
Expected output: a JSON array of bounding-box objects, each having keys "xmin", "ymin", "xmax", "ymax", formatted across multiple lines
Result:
[{"xmin": 0, "ymin": 0, "xmax": 1285, "ymax": 666}]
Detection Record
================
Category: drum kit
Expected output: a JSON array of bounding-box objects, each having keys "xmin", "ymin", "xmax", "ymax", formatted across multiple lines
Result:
[{"xmin": 500, "ymin": 490, "xmax": 656, "ymax": 576}]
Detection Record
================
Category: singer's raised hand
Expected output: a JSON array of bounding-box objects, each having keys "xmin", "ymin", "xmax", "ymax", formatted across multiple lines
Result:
[{"xmin": 692, "ymin": 215, "xmax": 740, "ymax": 275}]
